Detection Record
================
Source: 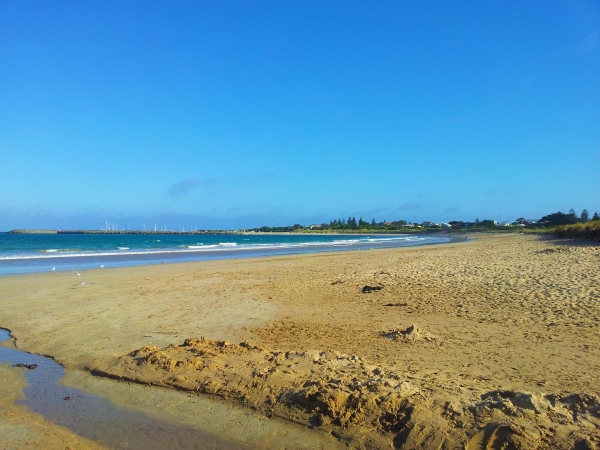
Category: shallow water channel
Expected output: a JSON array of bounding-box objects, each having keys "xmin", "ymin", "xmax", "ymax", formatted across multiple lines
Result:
[{"xmin": 0, "ymin": 328, "xmax": 248, "ymax": 449}]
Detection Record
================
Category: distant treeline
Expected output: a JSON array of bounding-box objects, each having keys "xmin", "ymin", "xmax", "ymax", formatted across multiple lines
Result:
[
  {"xmin": 538, "ymin": 209, "xmax": 599, "ymax": 226},
  {"xmin": 11, "ymin": 209, "xmax": 598, "ymax": 236},
  {"xmin": 251, "ymin": 208, "xmax": 600, "ymax": 233},
  {"xmin": 253, "ymin": 217, "xmax": 423, "ymax": 233}
]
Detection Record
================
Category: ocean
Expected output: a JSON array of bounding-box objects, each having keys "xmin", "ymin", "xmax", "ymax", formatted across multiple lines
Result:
[{"xmin": 0, "ymin": 232, "xmax": 451, "ymax": 275}]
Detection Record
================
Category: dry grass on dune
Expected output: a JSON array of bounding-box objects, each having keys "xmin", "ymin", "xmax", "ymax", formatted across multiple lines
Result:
[{"xmin": 554, "ymin": 221, "xmax": 600, "ymax": 241}]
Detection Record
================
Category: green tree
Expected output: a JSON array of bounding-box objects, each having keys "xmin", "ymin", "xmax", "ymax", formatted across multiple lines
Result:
[
  {"xmin": 390, "ymin": 220, "xmax": 407, "ymax": 229},
  {"xmin": 569, "ymin": 208, "xmax": 577, "ymax": 219},
  {"xmin": 371, "ymin": 218, "xmax": 376, "ymax": 226},
  {"xmin": 581, "ymin": 209, "xmax": 589, "ymax": 222},
  {"xmin": 593, "ymin": 212, "xmax": 600, "ymax": 221},
  {"xmin": 539, "ymin": 211, "xmax": 578, "ymax": 226}
]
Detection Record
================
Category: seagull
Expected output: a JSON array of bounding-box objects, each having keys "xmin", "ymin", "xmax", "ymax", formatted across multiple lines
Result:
[
  {"xmin": 73, "ymin": 270, "xmax": 81, "ymax": 276},
  {"xmin": 51, "ymin": 267, "xmax": 55, "ymax": 271},
  {"xmin": 100, "ymin": 265, "xmax": 104, "ymax": 268}
]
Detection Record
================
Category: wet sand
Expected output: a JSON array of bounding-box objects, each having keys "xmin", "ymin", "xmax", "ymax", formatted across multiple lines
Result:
[
  {"xmin": 0, "ymin": 233, "xmax": 599, "ymax": 448},
  {"xmin": 0, "ymin": 365, "xmax": 108, "ymax": 449}
]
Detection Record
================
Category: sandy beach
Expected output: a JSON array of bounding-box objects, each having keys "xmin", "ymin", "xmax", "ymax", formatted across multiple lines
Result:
[{"xmin": 1, "ymin": 233, "xmax": 599, "ymax": 449}]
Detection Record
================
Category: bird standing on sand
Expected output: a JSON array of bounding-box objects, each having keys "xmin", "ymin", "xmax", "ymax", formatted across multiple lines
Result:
[
  {"xmin": 51, "ymin": 267, "xmax": 55, "ymax": 271},
  {"xmin": 73, "ymin": 270, "xmax": 81, "ymax": 276}
]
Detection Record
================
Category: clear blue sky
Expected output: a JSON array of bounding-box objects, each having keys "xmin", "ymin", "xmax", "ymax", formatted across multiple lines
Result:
[{"xmin": 1, "ymin": 1, "xmax": 598, "ymax": 230}]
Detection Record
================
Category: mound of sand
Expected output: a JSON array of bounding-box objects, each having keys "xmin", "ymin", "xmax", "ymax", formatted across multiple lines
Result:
[
  {"xmin": 382, "ymin": 324, "xmax": 437, "ymax": 343},
  {"xmin": 90, "ymin": 337, "xmax": 600, "ymax": 449}
]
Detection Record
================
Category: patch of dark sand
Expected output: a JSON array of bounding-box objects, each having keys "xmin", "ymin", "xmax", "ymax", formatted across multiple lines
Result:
[{"xmin": 362, "ymin": 285, "xmax": 383, "ymax": 293}]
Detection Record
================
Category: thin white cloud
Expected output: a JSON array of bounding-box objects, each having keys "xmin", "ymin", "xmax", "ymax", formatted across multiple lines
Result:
[{"xmin": 167, "ymin": 178, "xmax": 217, "ymax": 198}]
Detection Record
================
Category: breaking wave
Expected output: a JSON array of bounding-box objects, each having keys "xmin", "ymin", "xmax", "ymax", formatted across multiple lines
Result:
[{"xmin": 0, "ymin": 235, "xmax": 445, "ymax": 261}]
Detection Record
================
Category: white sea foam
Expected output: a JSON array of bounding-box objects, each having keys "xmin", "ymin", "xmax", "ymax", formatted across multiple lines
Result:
[
  {"xmin": 365, "ymin": 237, "xmax": 415, "ymax": 242},
  {"xmin": 0, "ymin": 236, "xmax": 443, "ymax": 261}
]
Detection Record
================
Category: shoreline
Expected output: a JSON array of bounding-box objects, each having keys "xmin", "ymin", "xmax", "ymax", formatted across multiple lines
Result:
[
  {"xmin": 1, "ymin": 234, "xmax": 598, "ymax": 448},
  {"xmin": 0, "ymin": 234, "xmax": 459, "ymax": 276},
  {"xmin": 0, "ymin": 236, "xmax": 459, "ymax": 274}
]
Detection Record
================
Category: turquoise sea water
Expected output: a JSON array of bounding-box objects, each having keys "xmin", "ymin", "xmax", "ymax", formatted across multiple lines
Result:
[{"xmin": 0, "ymin": 232, "xmax": 450, "ymax": 275}]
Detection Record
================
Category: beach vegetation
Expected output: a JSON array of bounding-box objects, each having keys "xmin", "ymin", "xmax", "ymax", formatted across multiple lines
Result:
[
  {"xmin": 479, "ymin": 220, "xmax": 496, "ymax": 227},
  {"xmin": 554, "ymin": 221, "xmax": 600, "ymax": 241}
]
